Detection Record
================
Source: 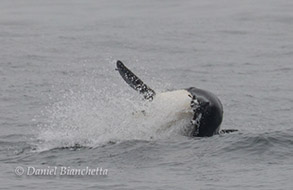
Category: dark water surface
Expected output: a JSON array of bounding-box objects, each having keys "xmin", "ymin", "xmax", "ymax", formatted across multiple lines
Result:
[{"xmin": 1, "ymin": 0, "xmax": 293, "ymax": 189}]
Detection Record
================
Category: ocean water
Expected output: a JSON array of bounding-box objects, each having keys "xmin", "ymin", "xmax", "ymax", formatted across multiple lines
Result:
[{"xmin": 1, "ymin": 0, "xmax": 293, "ymax": 189}]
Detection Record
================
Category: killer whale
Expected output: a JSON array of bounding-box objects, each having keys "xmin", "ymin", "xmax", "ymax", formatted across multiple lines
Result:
[{"xmin": 116, "ymin": 60, "xmax": 237, "ymax": 137}]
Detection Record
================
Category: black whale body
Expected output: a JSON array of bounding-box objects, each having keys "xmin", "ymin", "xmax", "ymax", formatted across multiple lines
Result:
[{"xmin": 186, "ymin": 87, "xmax": 223, "ymax": 137}]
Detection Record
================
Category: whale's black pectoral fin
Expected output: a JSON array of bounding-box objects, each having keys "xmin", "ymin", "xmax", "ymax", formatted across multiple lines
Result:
[
  {"xmin": 116, "ymin": 60, "xmax": 156, "ymax": 100},
  {"xmin": 218, "ymin": 129, "xmax": 238, "ymax": 134}
]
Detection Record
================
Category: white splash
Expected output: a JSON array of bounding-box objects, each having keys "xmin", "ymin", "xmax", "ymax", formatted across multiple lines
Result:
[{"xmin": 36, "ymin": 67, "xmax": 193, "ymax": 150}]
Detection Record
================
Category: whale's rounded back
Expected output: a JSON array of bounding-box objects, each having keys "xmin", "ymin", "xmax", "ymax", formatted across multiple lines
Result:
[{"xmin": 187, "ymin": 87, "xmax": 223, "ymax": 137}]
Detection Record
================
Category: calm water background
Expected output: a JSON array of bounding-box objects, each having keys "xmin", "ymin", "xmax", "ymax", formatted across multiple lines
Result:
[{"xmin": 1, "ymin": 0, "xmax": 293, "ymax": 189}]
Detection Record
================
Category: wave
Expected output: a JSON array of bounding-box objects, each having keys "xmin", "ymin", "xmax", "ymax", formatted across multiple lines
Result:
[{"xmin": 213, "ymin": 130, "xmax": 293, "ymax": 162}]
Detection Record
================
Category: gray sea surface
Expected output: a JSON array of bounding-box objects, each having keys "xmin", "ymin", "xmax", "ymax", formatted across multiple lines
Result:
[{"xmin": 1, "ymin": 0, "xmax": 293, "ymax": 189}]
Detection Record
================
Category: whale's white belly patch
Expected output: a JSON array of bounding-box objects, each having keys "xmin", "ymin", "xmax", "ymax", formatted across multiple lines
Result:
[
  {"xmin": 154, "ymin": 90, "xmax": 192, "ymax": 115},
  {"xmin": 144, "ymin": 90, "xmax": 193, "ymax": 132}
]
